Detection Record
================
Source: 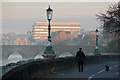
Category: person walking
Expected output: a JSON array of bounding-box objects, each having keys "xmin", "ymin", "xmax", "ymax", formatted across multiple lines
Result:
[{"xmin": 76, "ymin": 48, "xmax": 86, "ymax": 72}]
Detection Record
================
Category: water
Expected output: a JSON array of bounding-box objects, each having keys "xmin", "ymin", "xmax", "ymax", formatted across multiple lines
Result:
[
  {"xmin": 1, "ymin": 52, "xmax": 94, "ymax": 66},
  {"xmin": 2, "ymin": 52, "xmax": 44, "ymax": 66},
  {"xmin": 34, "ymin": 53, "xmax": 44, "ymax": 59},
  {"xmin": 2, "ymin": 52, "xmax": 73, "ymax": 66},
  {"xmin": 8, "ymin": 52, "xmax": 23, "ymax": 63},
  {"xmin": 59, "ymin": 52, "xmax": 74, "ymax": 58}
]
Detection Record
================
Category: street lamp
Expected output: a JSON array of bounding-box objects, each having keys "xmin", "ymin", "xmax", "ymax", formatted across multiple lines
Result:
[
  {"xmin": 46, "ymin": 5, "xmax": 53, "ymax": 42},
  {"xmin": 94, "ymin": 29, "xmax": 100, "ymax": 64},
  {"xmin": 94, "ymin": 29, "xmax": 100, "ymax": 55},
  {"xmin": 95, "ymin": 29, "xmax": 98, "ymax": 51},
  {"xmin": 42, "ymin": 5, "xmax": 56, "ymax": 60}
]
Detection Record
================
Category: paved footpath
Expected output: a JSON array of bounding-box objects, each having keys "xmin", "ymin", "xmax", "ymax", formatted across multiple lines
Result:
[{"xmin": 49, "ymin": 61, "xmax": 119, "ymax": 80}]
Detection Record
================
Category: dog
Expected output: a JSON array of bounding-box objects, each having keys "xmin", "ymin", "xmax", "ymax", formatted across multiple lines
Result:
[{"xmin": 105, "ymin": 65, "xmax": 109, "ymax": 71}]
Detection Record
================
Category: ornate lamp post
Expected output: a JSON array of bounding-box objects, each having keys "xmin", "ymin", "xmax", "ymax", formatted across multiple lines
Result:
[
  {"xmin": 94, "ymin": 29, "xmax": 100, "ymax": 55},
  {"xmin": 95, "ymin": 29, "xmax": 98, "ymax": 52},
  {"xmin": 42, "ymin": 5, "xmax": 56, "ymax": 60}
]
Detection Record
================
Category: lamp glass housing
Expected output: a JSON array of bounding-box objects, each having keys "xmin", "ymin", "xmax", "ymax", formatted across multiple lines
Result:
[
  {"xmin": 46, "ymin": 6, "xmax": 53, "ymax": 20},
  {"xmin": 95, "ymin": 29, "xmax": 99, "ymax": 36}
]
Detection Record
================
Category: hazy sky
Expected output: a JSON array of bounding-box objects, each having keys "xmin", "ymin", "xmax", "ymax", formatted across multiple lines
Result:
[{"xmin": 2, "ymin": 2, "xmax": 116, "ymax": 33}]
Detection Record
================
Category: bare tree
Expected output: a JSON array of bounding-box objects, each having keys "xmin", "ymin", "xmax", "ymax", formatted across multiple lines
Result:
[
  {"xmin": 96, "ymin": 2, "xmax": 120, "ymax": 54},
  {"xmin": 96, "ymin": 2, "xmax": 120, "ymax": 38}
]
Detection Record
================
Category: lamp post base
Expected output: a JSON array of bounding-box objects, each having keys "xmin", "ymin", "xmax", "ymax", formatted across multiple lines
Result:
[
  {"xmin": 42, "ymin": 46, "xmax": 56, "ymax": 60},
  {"xmin": 42, "ymin": 53, "xmax": 56, "ymax": 60},
  {"xmin": 94, "ymin": 49, "xmax": 101, "ymax": 64},
  {"xmin": 43, "ymin": 46, "xmax": 56, "ymax": 73},
  {"xmin": 94, "ymin": 49, "xmax": 100, "ymax": 56}
]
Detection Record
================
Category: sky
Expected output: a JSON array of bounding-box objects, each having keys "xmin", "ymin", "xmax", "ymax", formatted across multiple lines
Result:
[{"xmin": 1, "ymin": 2, "xmax": 117, "ymax": 34}]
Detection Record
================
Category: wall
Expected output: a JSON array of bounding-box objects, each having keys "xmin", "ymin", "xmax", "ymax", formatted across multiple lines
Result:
[{"xmin": 2, "ymin": 55, "xmax": 118, "ymax": 80}]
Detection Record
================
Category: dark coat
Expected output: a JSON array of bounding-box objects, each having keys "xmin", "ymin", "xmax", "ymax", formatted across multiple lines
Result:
[{"xmin": 76, "ymin": 50, "xmax": 86, "ymax": 62}]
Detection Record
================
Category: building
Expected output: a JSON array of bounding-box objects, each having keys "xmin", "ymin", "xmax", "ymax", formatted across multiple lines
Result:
[
  {"xmin": 2, "ymin": 39, "xmax": 8, "ymax": 45},
  {"xmin": 90, "ymin": 31, "xmax": 95, "ymax": 36},
  {"xmin": 13, "ymin": 37, "xmax": 29, "ymax": 45},
  {"xmin": 52, "ymin": 31, "xmax": 71, "ymax": 41},
  {"xmin": 2, "ymin": 37, "xmax": 30, "ymax": 45},
  {"xmin": 33, "ymin": 22, "xmax": 81, "ymax": 40}
]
